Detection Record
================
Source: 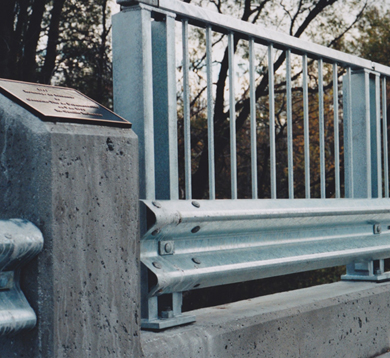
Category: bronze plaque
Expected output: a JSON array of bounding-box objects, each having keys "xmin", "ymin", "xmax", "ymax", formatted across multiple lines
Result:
[{"xmin": 0, "ymin": 79, "xmax": 131, "ymax": 128}]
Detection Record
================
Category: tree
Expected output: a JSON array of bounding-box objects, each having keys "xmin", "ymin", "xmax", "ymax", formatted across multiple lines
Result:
[
  {"xmin": 356, "ymin": 6, "xmax": 390, "ymax": 66},
  {"xmin": 0, "ymin": 0, "xmax": 113, "ymax": 107}
]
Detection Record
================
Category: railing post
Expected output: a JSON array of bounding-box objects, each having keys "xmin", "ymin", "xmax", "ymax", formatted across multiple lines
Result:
[
  {"xmin": 113, "ymin": 4, "xmax": 155, "ymax": 202},
  {"xmin": 342, "ymin": 69, "xmax": 387, "ymax": 281},
  {"xmin": 114, "ymin": 3, "xmax": 193, "ymax": 330}
]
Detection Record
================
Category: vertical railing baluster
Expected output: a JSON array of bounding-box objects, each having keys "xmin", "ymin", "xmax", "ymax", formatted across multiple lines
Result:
[
  {"xmin": 228, "ymin": 32, "xmax": 237, "ymax": 199},
  {"xmin": 333, "ymin": 63, "xmax": 340, "ymax": 199},
  {"xmin": 206, "ymin": 25, "xmax": 215, "ymax": 200},
  {"xmin": 249, "ymin": 38, "xmax": 258, "ymax": 199},
  {"xmin": 303, "ymin": 54, "xmax": 310, "ymax": 198},
  {"xmin": 383, "ymin": 77, "xmax": 389, "ymax": 198},
  {"xmin": 269, "ymin": 44, "xmax": 277, "ymax": 199},
  {"xmin": 375, "ymin": 74, "xmax": 382, "ymax": 198},
  {"xmin": 286, "ymin": 49, "xmax": 294, "ymax": 199},
  {"xmin": 365, "ymin": 70, "xmax": 372, "ymax": 198},
  {"xmin": 182, "ymin": 19, "xmax": 192, "ymax": 199},
  {"xmin": 345, "ymin": 67, "xmax": 354, "ymax": 198},
  {"xmin": 318, "ymin": 58, "xmax": 325, "ymax": 198}
]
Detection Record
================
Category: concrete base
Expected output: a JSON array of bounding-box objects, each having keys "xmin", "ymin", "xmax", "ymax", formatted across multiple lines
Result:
[{"xmin": 142, "ymin": 281, "xmax": 390, "ymax": 358}]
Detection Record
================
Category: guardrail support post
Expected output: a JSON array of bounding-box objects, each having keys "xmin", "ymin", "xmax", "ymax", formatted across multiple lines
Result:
[{"xmin": 342, "ymin": 69, "xmax": 389, "ymax": 282}]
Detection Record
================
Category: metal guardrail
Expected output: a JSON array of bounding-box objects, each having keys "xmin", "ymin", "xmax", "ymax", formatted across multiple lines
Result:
[
  {"xmin": 0, "ymin": 219, "xmax": 43, "ymax": 335},
  {"xmin": 113, "ymin": 0, "xmax": 390, "ymax": 329}
]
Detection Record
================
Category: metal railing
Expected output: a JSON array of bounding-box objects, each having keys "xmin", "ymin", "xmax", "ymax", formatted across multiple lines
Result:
[
  {"xmin": 113, "ymin": 0, "xmax": 390, "ymax": 329},
  {"xmin": 0, "ymin": 219, "xmax": 43, "ymax": 335}
]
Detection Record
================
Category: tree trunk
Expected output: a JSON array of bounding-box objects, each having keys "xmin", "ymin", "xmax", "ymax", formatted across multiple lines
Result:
[{"xmin": 40, "ymin": 0, "xmax": 66, "ymax": 84}]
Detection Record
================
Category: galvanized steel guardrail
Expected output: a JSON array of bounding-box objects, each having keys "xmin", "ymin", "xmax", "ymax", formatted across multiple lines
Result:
[
  {"xmin": 113, "ymin": 0, "xmax": 390, "ymax": 329},
  {"xmin": 0, "ymin": 219, "xmax": 43, "ymax": 335}
]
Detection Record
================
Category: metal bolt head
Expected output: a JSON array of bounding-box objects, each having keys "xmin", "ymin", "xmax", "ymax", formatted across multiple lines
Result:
[
  {"xmin": 374, "ymin": 224, "xmax": 382, "ymax": 234},
  {"xmin": 191, "ymin": 226, "xmax": 200, "ymax": 234},
  {"xmin": 191, "ymin": 201, "xmax": 200, "ymax": 208},
  {"xmin": 152, "ymin": 201, "xmax": 162, "ymax": 208},
  {"xmin": 159, "ymin": 241, "xmax": 175, "ymax": 255},
  {"xmin": 164, "ymin": 242, "xmax": 173, "ymax": 253},
  {"xmin": 192, "ymin": 257, "xmax": 201, "ymax": 265},
  {"xmin": 152, "ymin": 261, "xmax": 162, "ymax": 269}
]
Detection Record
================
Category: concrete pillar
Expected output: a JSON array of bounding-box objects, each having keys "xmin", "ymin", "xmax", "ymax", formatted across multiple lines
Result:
[{"xmin": 0, "ymin": 92, "xmax": 141, "ymax": 357}]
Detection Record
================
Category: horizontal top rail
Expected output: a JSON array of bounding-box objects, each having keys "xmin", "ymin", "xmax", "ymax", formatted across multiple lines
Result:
[{"xmin": 118, "ymin": 0, "xmax": 390, "ymax": 76}]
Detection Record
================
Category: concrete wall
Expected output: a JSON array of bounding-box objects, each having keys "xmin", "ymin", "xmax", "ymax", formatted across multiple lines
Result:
[
  {"xmin": 142, "ymin": 281, "xmax": 390, "ymax": 358},
  {"xmin": 0, "ymin": 93, "xmax": 142, "ymax": 357}
]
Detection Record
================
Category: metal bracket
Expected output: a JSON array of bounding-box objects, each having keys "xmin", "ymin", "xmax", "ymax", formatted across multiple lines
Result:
[
  {"xmin": 341, "ymin": 260, "xmax": 390, "ymax": 282},
  {"xmin": 141, "ymin": 291, "xmax": 195, "ymax": 330},
  {"xmin": 0, "ymin": 219, "xmax": 44, "ymax": 335}
]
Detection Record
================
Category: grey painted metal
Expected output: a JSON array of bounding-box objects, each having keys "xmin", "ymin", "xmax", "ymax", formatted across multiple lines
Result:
[
  {"xmin": 365, "ymin": 70, "xmax": 372, "ymax": 198},
  {"xmin": 141, "ymin": 198, "xmax": 390, "ymax": 295},
  {"xmin": 344, "ymin": 70, "xmax": 372, "ymax": 199},
  {"xmin": 333, "ymin": 63, "xmax": 340, "ymax": 199},
  {"xmin": 343, "ymin": 68, "xmax": 354, "ymax": 198},
  {"xmin": 228, "ymin": 32, "xmax": 237, "ymax": 199},
  {"xmin": 114, "ymin": 0, "xmax": 390, "ymax": 330},
  {"xmin": 383, "ymin": 77, "xmax": 389, "ymax": 198},
  {"xmin": 342, "ymin": 259, "xmax": 390, "ymax": 282},
  {"xmin": 121, "ymin": 0, "xmax": 390, "ymax": 77},
  {"xmin": 286, "ymin": 49, "xmax": 294, "ymax": 199},
  {"xmin": 206, "ymin": 25, "xmax": 216, "ymax": 200},
  {"xmin": 0, "ymin": 219, "xmax": 43, "ymax": 335},
  {"xmin": 318, "ymin": 58, "xmax": 325, "ymax": 198},
  {"xmin": 182, "ymin": 19, "xmax": 192, "ymax": 200},
  {"xmin": 269, "ymin": 44, "xmax": 277, "ymax": 199},
  {"xmin": 303, "ymin": 54, "xmax": 310, "ymax": 198},
  {"xmin": 371, "ymin": 74, "xmax": 382, "ymax": 198},
  {"xmin": 113, "ymin": 5, "xmax": 155, "ymax": 201},
  {"xmin": 249, "ymin": 37, "xmax": 258, "ymax": 199},
  {"xmin": 152, "ymin": 14, "xmax": 179, "ymax": 200},
  {"xmin": 342, "ymin": 70, "xmax": 389, "ymax": 281}
]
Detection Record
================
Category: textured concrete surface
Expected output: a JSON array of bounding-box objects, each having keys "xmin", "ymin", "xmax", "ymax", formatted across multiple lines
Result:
[
  {"xmin": 142, "ymin": 281, "xmax": 390, "ymax": 358},
  {"xmin": 0, "ymin": 93, "xmax": 141, "ymax": 357}
]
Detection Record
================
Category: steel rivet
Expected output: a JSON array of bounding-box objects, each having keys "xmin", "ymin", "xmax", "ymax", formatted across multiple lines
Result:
[
  {"xmin": 152, "ymin": 261, "xmax": 162, "ymax": 269},
  {"xmin": 152, "ymin": 229, "xmax": 161, "ymax": 236},
  {"xmin": 191, "ymin": 226, "xmax": 200, "ymax": 234},
  {"xmin": 152, "ymin": 201, "xmax": 162, "ymax": 208},
  {"xmin": 192, "ymin": 257, "xmax": 201, "ymax": 265},
  {"xmin": 191, "ymin": 201, "xmax": 200, "ymax": 208}
]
